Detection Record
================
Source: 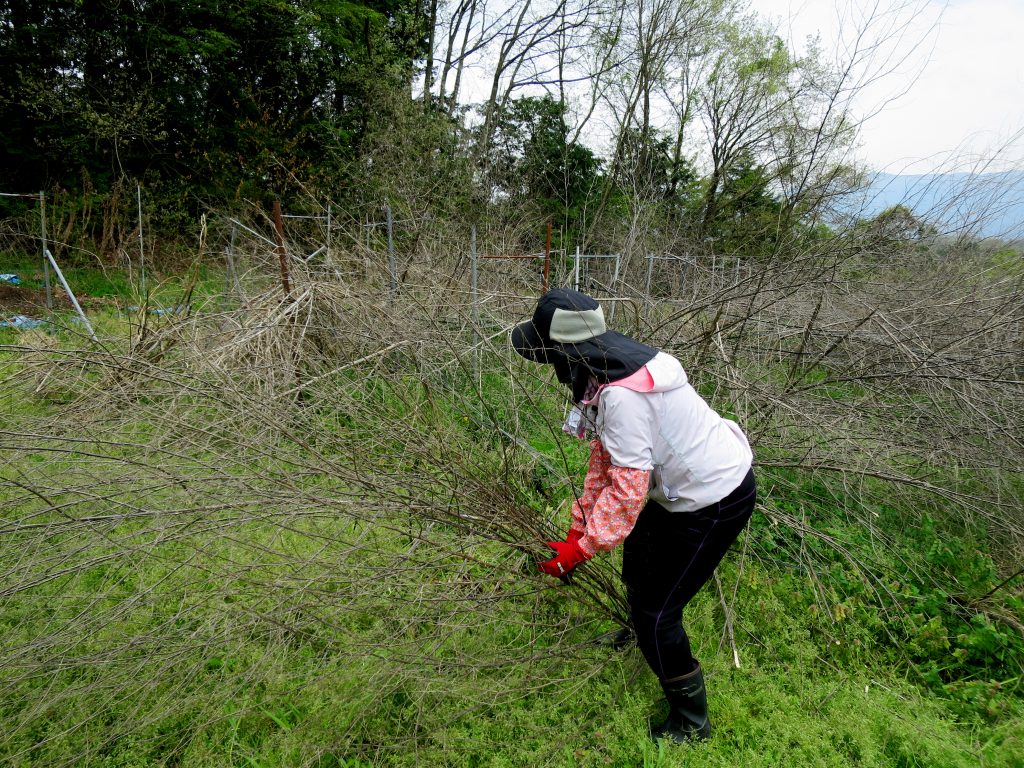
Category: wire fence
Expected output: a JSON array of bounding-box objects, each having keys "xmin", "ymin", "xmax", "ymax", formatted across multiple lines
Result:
[{"xmin": 2, "ymin": 190, "xmax": 764, "ymax": 336}]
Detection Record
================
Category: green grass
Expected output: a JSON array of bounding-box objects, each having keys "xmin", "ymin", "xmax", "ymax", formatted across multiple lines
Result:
[
  {"xmin": 0, "ymin": 435, "xmax": 1018, "ymax": 767},
  {"xmin": 2, "ymin": 525, "xmax": 1016, "ymax": 767},
  {"xmin": 2, "ymin": 250, "xmax": 229, "ymax": 308}
]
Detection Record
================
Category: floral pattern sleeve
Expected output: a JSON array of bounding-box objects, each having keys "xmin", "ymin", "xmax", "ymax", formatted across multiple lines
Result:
[
  {"xmin": 569, "ymin": 439, "xmax": 651, "ymax": 555},
  {"xmin": 569, "ymin": 439, "xmax": 613, "ymax": 536}
]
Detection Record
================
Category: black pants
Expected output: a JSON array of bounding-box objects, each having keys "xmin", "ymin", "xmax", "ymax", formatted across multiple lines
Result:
[{"xmin": 622, "ymin": 468, "xmax": 756, "ymax": 680}]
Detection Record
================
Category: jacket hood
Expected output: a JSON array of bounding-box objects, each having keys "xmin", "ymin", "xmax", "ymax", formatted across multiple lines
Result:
[{"xmin": 644, "ymin": 352, "xmax": 689, "ymax": 392}]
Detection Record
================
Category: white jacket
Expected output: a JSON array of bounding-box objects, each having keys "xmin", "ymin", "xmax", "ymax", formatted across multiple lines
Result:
[{"xmin": 595, "ymin": 352, "xmax": 753, "ymax": 512}]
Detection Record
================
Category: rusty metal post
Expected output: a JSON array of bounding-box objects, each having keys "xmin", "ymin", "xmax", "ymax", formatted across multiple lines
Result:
[
  {"xmin": 543, "ymin": 222, "xmax": 552, "ymax": 293},
  {"xmin": 272, "ymin": 200, "xmax": 291, "ymax": 297}
]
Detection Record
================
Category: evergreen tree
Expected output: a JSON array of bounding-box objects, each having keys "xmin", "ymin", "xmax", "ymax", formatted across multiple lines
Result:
[{"xmin": 0, "ymin": 0, "xmax": 426, "ymax": 199}]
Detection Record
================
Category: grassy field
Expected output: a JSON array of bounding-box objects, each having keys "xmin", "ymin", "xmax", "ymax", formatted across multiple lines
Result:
[{"xmin": 1, "ymin": 250, "xmax": 1022, "ymax": 767}]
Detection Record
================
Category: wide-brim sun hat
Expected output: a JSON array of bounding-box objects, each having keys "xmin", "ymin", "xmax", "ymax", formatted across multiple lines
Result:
[
  {"xmin": 512, "ymin": 289, "xmax": 659, "ymax": 400},
  {"xmin": 511, "ymin": 288, "xmax": 608, "ymax": 362}
]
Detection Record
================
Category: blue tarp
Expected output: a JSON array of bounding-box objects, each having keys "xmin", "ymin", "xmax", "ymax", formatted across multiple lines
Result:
[
  {"xmin": 0, "ymin": 314, "xmax": 46, "ymax": 330},
  {"xmin": 126, "ymin": 305, "xmax": 189, "ymax": 316},
  {"xmin": 0, "ymin": 274, "xmax": 22, "ymax": 285}
]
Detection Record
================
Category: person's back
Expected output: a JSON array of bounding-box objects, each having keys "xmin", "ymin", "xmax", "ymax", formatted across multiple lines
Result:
[{"xmin": 596, "ymin": 352, "xmax": 752, "ymax": 511}]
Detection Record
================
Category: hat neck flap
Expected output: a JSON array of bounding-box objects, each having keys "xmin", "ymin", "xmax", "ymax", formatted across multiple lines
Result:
[{"xmin": 560, "ymin": 330, "xmax": 657, "ymax": 401}]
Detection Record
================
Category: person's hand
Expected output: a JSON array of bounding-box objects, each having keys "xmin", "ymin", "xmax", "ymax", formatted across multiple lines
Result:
[
  {"xmin": 567, "ymin": 528, "xmax": 584, "ymax": 545},
  {"xmin": 538, "ymin": 538, "xmax": 590, "ymax": 577}
]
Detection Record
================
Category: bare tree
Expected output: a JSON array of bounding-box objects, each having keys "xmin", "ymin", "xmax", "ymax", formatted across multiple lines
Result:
[
  {"xmin": 695, "ymin": 17, "xmax": 804, "ymax": 236},
  {"xmin": 598, "ymin": 0, "xmax": 726, "ymax": 185},
  {"xmin": 432, "ymin": 0, "xmax": 597, "ymax": 125},
  {"xmin": 769, "ymin": 0, "xmax": 942, "ymax": 229}
]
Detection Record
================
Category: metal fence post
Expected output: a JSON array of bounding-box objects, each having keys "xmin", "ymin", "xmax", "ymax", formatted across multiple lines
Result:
[
  {"xmin": 44, "ymin": 249, "xmax": 96, "ymax": 341},
  {"xmin": 326, "ymin": 203, "xmax": 332, "ymax": 259},
  {"xmin": 225, "ymin": 220, "xmax": 239, "ymax": 302},
  {"xmin": 543, "ymin": 222, "xmax": 551, "ymax": 293},
  {"xmin": 609, "ymin": 253, "xmax": 622, "ymax": 322},
  {"xmin": 364, "ymin": 215, "xmax": 371, "ymax": 282},
  {"xmin": 39, "ymin": 191, "xmax": 53, "ymax": 311},
  {"xmin": 386, "ymin": 204, "xmax": 397, "ymax": 295},
  {"xmin": 471, "ymin": 225, "xmax": 479, "ymax": 386},
  {"xmin": 137, "ymin": 183, "xmax": 146, "ymax": 294},
  {"xmin": 573, "ymin": 246, "xmax": 580, "ymax": 291},
  {"xmin": 471, "ymin": 225, "xmax": 479, "ymax": 328}
]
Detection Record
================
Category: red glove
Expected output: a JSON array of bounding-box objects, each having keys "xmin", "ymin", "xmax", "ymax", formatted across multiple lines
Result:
[
  {"xmin": 538, "ymin": 538, "xmax": 591, "ymax": 577},
  {"xmin": 567, "ymin": 528, "xmax": 584, "ymax": 545}
]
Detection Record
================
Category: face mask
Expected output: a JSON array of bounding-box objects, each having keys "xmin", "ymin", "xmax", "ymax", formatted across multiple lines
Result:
[
  {"xmin": 549, "ymin": 352, "xmax": 593, "ymax": 403},
  {"xmin": 552, "ymin": 354, "xmax": 572, "ymax": 386}
]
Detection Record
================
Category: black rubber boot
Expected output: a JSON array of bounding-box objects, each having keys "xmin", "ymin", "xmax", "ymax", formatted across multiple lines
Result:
[
  {"xmin": 650, "ymin": 663, "xmax": 712, "ymax": 744},
  {"xmin": 592, "ymin": 627, "xmax": 635, "ymax": 649}
]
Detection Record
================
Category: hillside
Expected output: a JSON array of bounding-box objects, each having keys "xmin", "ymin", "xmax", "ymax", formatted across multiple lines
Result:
[
  {"xmin": 1, "ymin": 2, "xmax": 1023, "ymax": 763},
  {"xmin": 855, "ymin": 171, "xmax": 1024, "ymax": 240},
  {"xmin": 1, "ymin": 236, "xmax": 1022, "ymax": 767}
]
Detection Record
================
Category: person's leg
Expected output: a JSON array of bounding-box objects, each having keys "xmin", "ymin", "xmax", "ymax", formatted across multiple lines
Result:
[
  {"xmin": 625, "ymin": 471, "xmax": 755, "ymax": 678},
  {"xmin": 622, "ymin": 469, "xmax": 757, "ymax": 740}
]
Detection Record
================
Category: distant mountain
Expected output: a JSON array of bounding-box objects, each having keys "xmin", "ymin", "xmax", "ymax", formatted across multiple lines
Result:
[{"xmin": 847, "ymin": 170, "xmax": 1024, "ymax": 240}]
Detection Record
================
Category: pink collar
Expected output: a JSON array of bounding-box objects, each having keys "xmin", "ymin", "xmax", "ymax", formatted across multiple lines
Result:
[
  {"xmin": 612, "ymin": 366, "xmax": 655, "ymax": 392},
  {"xmin": 582, "ymin": 366, "xmax": 654, "ymax": 405}
]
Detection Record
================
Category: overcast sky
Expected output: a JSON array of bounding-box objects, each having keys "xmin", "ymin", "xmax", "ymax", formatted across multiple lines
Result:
[{"xmin": 749, "ymin": 0, "xmax": 1024, "ymax": 174}]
